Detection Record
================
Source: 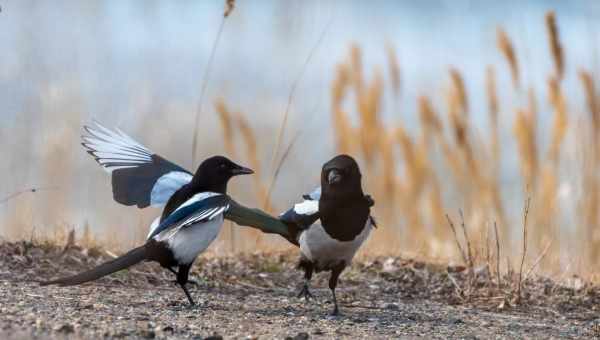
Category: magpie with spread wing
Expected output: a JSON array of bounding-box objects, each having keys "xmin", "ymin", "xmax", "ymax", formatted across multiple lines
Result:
[
  {"xmin": 41, "ymin": 123, "xmax": 253, "ymax": 305},
  {"xmin": 280, "ymin": 155, "xmax": 376, "ymax": 316}
]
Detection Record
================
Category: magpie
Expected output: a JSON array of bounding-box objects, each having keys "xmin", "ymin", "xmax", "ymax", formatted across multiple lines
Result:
[
  {"xmin": 280, "ymin": 154, "xmax": 376, "ymax": 316},
  {"xmin": 41, "ymin": 154, "xmax": 253, "ymax": 306},
  {"xmin": 77, "ymin": 122, "xmax": 292, "ymax": 239}
]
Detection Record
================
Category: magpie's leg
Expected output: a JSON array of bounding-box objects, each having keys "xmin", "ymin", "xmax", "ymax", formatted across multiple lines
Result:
[
  {"xmin": 328, "ymin": 263, "xmax": 345, "ymax": 316},
  {"xmin": 177, "ymin": 264, "xmax": 195, "ymax": 306},
  {"xmin": 169, "ymin": 266, "xmax": 199, "ymax": 285},
  {"xmin": 297, "ymin": 259, "xmax": 314, "ymax": 301}
]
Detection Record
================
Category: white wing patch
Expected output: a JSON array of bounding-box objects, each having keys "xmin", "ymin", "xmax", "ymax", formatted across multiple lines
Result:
[
  {"xmin": 150, "ymin": 171, "xmax": 193, "ymax": 206},
  {"xmin": 304, "ymin": 187, "xmax": 321, "ymax": 200},
  {"xmin": 82, "ymin": 121, "xmax": 153, "ymax": 173},
  {"xmin": 293, "ymin": 200, "xmax": 319, "ymax": 215},
  {"xmin": 174, "ymin": 192, "xmax": 223, "ymax": 212},
  {"xmin": 176, "ymin": 205, "xmax": 229, "ymax": 228},
  {"xmin": 146, "ymin": 216, "xmax": 161, "ymax": 239}
]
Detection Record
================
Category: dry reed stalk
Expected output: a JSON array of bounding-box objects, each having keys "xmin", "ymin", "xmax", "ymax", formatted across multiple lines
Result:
[
  {"xmin": 459, "ymin": 210, "xmax": 475, "ymax": 285},
  {"xmin": 265, "ymin": 17, "xmax": 331, "ymax": 209},
  {"xmin": 516, "ymin": 197, "xmax": 531, "ymax": 303},
  {"xmin": 545, "ymin": 11, "xmax": 564, "ymax": 81},
  {"xmin": 493, "ymin": 222, "xmax": 502, "ymax": 287},
  {"xmin": 350, "ymin": 44, "xmax": 364, "ymax": 95},
  {"xmin": 380, "ymin": 130, "xmax": 397, "ymax": 206},
  {"xmin": 496, "ymin": 27, "xmax": 519, "ymax": 89},
  {"xmin": 331, "ymin": 63, "xmax": 354, "ymax": 153},
  {"xmin": 191, "ymin": 0, "xmax": 233, "ymax": 165},
  {"xmin": 236, "ymin": 114, "xmax": 275, "ymax": 212},
  {"xmin": 224, "ymin": 0, "xmax": 235, "ymax": 17},
  {"xmin": 513, "ymin": 107, "xmax": 538, "ymax": 187},
  {"xmin": 579, "ymin": 70, "xmax": 599, "ymax": 135},
  {"xmin": 214, "ymin": 98, "xmax": 235, "ymax": 156},
  {"xmin": 386, "ymin": 44, "xmax": 401, "ymax": 97},
  {"xmin": 428, "ymin": 176, "xmax": 449, "ymax": 244},
  {"xmin": 524, "ymin": 239, "xmax": 553, "ymax": 281},
  {"xmin": 547, "ymin": 76, "xmax": 568, "ymax": 163},
  {"xmin": 486, "ymin": 66, "xmax": 501, "ymax": 169},
  {"xmin": 449, "ymin": 68, "xmax": 468, "ymax": 115},
  {"xmin": 486, "ymin": 66, "xmax": 499, "ymax": 124},
  {"xmin": 418, "ymin": 95, "xmax": 443, "ymax": 136},
  {"xmin": 264, "ymin": 132, "xmax": 301, "ymax": 214},
  {"xmin": 358, "ymin": 69, "xmax": 384, "ymax": 164},
  {"xmin": 395, "ymin": 126, "xmax": 426, "ymax": 199},
  {"xmin": 445, "ymin": 214, "xmax": 468, "ymax": 268}
]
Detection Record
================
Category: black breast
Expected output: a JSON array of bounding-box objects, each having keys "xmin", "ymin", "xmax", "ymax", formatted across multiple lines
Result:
[{"xmin": 318, "ymin": 197, "xmax": 370, "ymax": 242}]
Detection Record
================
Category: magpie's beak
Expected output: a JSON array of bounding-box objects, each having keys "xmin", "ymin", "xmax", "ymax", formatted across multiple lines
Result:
[
  {"xmin": 231, "ymin": 165, "xmax": 254, "ymax": 176},
  {"xmin": 327, "ymin": 169, "xmax": 342, "ymax": 184}
]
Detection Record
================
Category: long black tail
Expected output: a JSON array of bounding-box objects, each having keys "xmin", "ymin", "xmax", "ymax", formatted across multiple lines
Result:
[{"xmin": 40, "ymin": 245, "xmax": 147, "ymax": 286}]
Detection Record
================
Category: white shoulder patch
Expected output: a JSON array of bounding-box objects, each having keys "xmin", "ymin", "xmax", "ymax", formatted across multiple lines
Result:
[
  {"xmin": 305, "ymin": 187, "xmax": 321, "ymax": 200},
  {"xmin": 146, "ymin": 216, "xmax": 161, "ymax": 239},
  {"xmin": 174, "ymin": 192, "xmax": 223, "ymax": 212},
  {"xmin": 150, "ymin": 171, "xmax": 193, "ymax": 206},
  {"xmin": 293, "ymin": 200, "xmax": 319, "ymax": 215}
]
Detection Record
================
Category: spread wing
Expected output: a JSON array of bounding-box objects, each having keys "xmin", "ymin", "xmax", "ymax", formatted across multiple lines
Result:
[
  {"xmin": 82, "ymin": 121, "xmax": 192, "ymax": 208},
  {"xmin": 280, "ymin": 187, "xmax": 321, "ymax": 230},
  {"xmin": 148, "ymin": 193, "xmax": 230, "ymax": 240}
]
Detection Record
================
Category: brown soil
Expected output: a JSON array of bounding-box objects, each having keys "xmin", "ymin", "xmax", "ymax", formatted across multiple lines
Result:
[{"xmin": 0, "ymin": 241, "xmax": 598, "ymax": 339}]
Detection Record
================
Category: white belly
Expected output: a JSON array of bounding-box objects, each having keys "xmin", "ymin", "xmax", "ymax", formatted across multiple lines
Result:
[
  {"xmin": 299, "ymin": 219, "xmax": 372, "ymax": 269},
  {"xmin": 166, "ymin": 214, "xmax": 224, "ymax": 264}
]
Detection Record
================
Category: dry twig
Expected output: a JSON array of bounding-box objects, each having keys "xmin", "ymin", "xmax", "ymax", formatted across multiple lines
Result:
[
  {"xmin": 516, "ymin": 196, "xmax": 531, "ymax": 302},
  {"xmin": 0, "ymin": 186, "xmax": 59, "ymax": 205},
  {"xmin": 191, "ymin": 0, "xmax": 235, "ymax": 165},
  {"xmin": 524, "ymin": 239, "xmax": 553, "ymax": 281},
  {"xmin": 445, "ymin": 214, "xmax": 468, "ymax": 265},
  {"xmin": 494, "ymin": 221, "xmax": 502, "ymax": 287}
]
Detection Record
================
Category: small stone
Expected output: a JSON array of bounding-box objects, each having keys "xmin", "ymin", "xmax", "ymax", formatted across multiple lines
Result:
[
  {"xmin": 313, "ymin": 328, "xmax": 324, "ymax": 335},
  {"xmin": 383, "ymin": 302, "xmax": 400, "ymax": 310},
  {"xmin": 204, "ymin": 335, "xmax": 223, "ymax": 340},
  {"xmin": 140, "ymin": 330, "xmax": 156, "ymax": 339},
  {"xmin": 285, "ymin": 332, "xmax": 309, "ymax": 340},
  {"xmin": 53, "ymin": 323, "xmax": 74, "ymax": 333},
  {"xmin": 449, "ymin": 318, "xmax": 463, "ymax": 325},
  {"xmin": 204, "ymin": 334, "xmax": 223, "ymax": 340}
]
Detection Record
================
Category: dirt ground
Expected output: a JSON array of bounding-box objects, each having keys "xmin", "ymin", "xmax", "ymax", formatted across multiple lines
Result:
[{"xmin": 1, "ymin": 241, "xmax": 599, "ymax": 339}]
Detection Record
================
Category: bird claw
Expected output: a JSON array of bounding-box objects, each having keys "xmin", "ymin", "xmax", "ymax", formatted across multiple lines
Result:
[
  {"xmin": 171, "ymin": 279, "xmax": 199, "ymax": 286},
  {"xmin": 296, "ymin": 285, "xmax": 315, "ymax": 301},
  {"xmin": 329, "ymin": 307, "xmax": 341, "ymax": 317}
]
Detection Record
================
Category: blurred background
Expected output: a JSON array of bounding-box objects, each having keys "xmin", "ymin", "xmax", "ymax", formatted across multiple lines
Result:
[{"xmin": 2, "ymin": 0, "xmax": 600, "ymax": 277}]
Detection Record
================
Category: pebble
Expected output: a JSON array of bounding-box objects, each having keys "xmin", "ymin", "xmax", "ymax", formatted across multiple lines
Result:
[
  {"xmin": 383, "ymin": 302, "xmax": 400, "ymax": 310},
  {"xmin": 285, "ymin": 332, "xmax": 309, "ymax": 340},
  {"xmin": 53, "ymin": 323, "xmax": 74, "ymax": 333}
]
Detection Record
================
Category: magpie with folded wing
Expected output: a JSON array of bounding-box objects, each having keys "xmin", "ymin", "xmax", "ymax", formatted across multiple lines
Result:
[
  {"xmin": 41, "ymin": 155, "xmax": 253, "ymax": 306},
  {"xmin": 280, "ymin": 154, "xmax": 376, "ymax": 316}
]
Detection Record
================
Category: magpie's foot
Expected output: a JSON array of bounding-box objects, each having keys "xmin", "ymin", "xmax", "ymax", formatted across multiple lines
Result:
[
  {"xmin": 186, "ymin": 302, "xmax": 201, "ymax": 310},
  {"xmin": 329, "ymin": 307, "xmax": 341, "ymax": 317},
  {"xmin": 172, "ymin": 279, "xmax": 199, "ymax": 286},
  {"xmin": 296, "ymin": 285, "xmax": 315, "ymax": 301}
]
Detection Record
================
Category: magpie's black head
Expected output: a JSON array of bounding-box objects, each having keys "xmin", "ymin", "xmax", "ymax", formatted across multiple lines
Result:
[
  {"xmin": 321, "ymin": 154, "xmax": 364, "ymax": 199},
  {"xmin": 191, "ymin": 155, "xmax": 253, "ymax": 193}
]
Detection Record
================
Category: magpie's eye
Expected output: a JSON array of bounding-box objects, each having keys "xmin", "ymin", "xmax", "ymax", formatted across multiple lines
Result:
[{"xmin": 219, "ymin": 163, "xmax": 228, "ymax": 169}]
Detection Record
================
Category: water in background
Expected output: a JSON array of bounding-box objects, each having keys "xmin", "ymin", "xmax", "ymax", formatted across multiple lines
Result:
[{"xmin": 1, "ymin": 1, "xmax": 599, "ymax": 254}]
